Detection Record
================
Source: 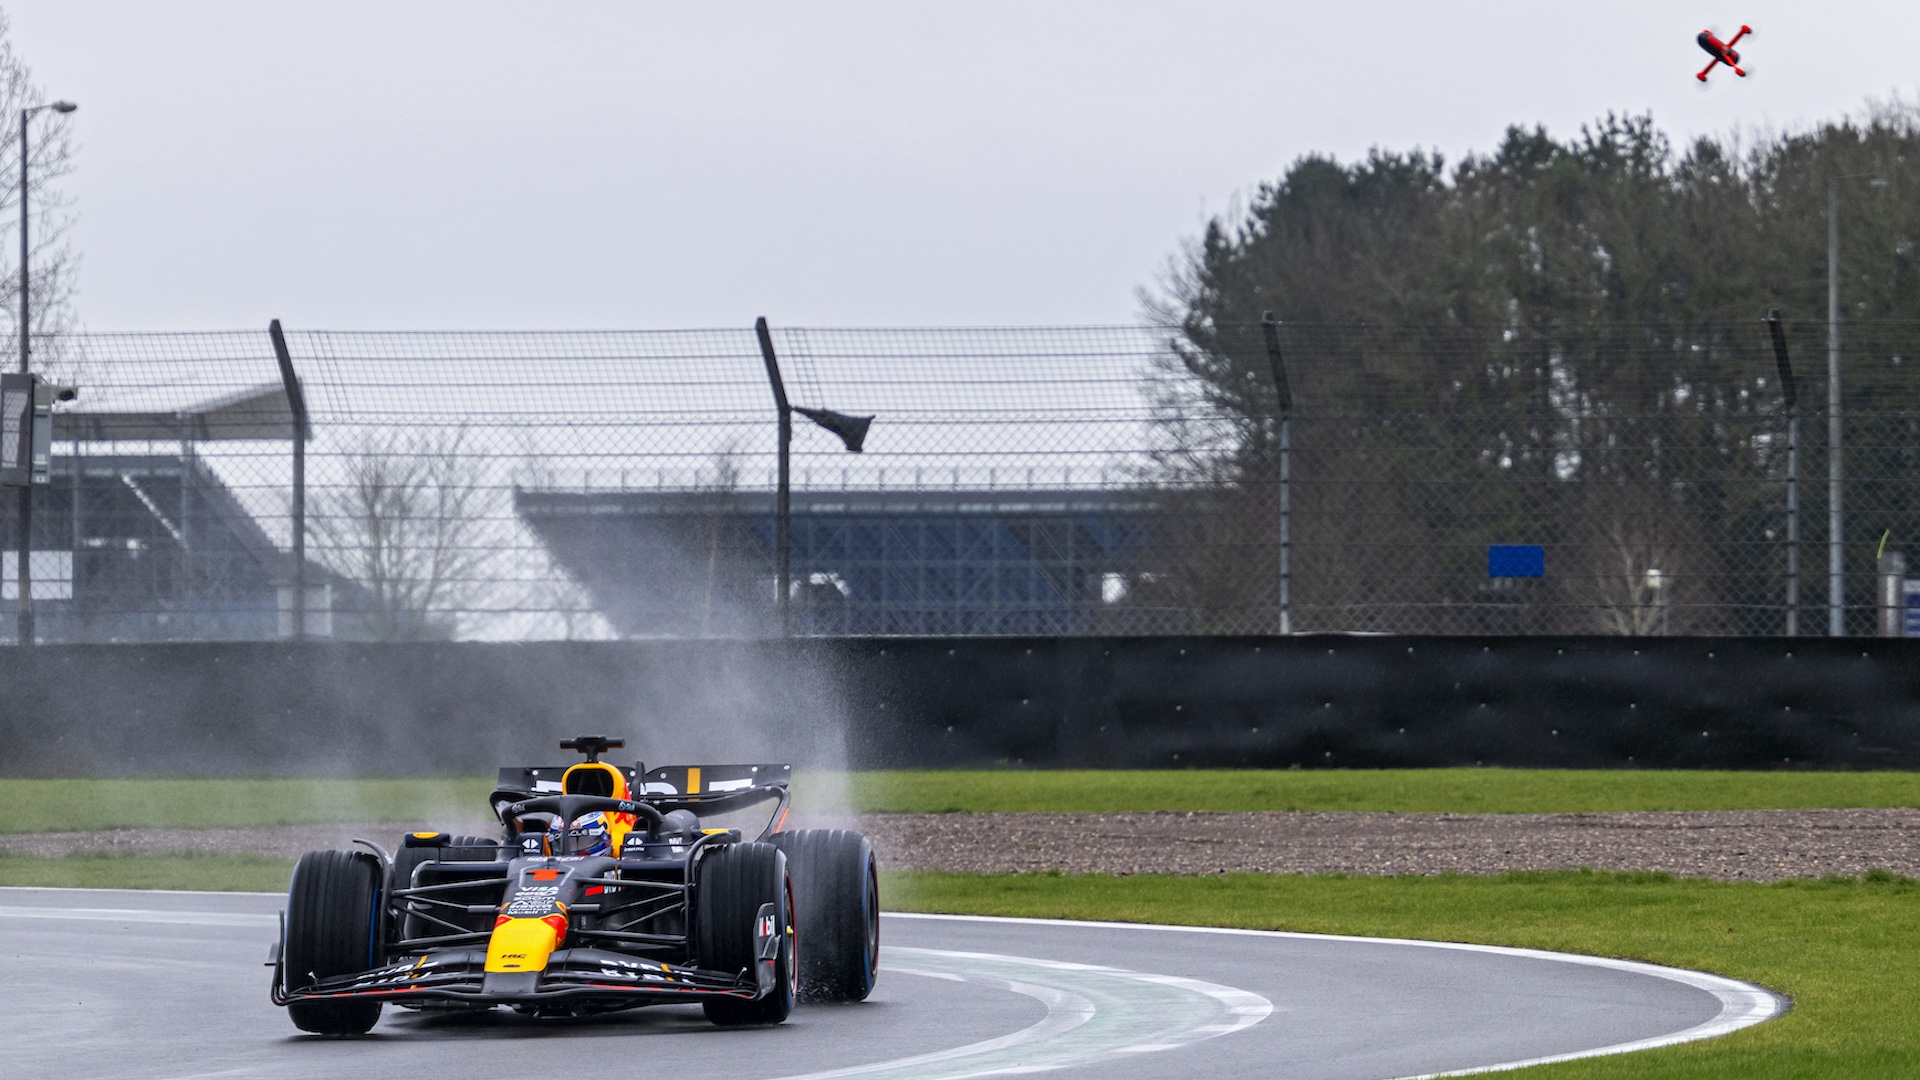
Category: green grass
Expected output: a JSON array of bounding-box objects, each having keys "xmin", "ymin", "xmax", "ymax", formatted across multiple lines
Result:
[
  {"xmin": 0, "ymin": 850, "xmax": 294, "ymax": 891},
  {"xmin": 887, "ymin": 868, "xmax": 1920, "ymax": 1078},
  {"xmin": 0, "ymin": 778, "xmax": 495, "ymax": 833},
  {"xmin": 846, "ymin": 768, "xmax": 1920, "ymax": 814},
  {"xmin": 6, "ymin": 770, "xmax": 1920, "ymax": 833}
]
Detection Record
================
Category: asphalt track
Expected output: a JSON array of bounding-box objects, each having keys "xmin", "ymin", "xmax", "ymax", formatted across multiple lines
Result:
[{"xmin": 1, "ymin": 887, "xmax": 1782, "ymax": 1080}]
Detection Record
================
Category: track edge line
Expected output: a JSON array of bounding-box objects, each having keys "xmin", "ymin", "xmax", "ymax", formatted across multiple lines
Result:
[{"xmin": 882, "ymin": 910, "xmax": 1787, "ymax": 1075}]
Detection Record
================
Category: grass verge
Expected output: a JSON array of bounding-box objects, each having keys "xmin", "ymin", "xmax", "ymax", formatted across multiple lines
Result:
[
  {"xmin": 0, "ymin": 778, "xmax": 495, "ymax": 833},
  {"xmin": 6, "ymin": 769, "xmax": 1919, "ymax": 834},
  {"xmin": 0, "ymin": 850, "xmax": 294, "ymax": 892},
  {"xmin": 888, "ymin": 868, "xmax": 1917, "ymax": 1078}
]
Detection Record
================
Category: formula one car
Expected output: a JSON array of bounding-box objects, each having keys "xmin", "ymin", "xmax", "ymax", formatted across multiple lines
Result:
[{"xmin": 269, "ymin": 736, "xmax": 879, "ymax": 1035}]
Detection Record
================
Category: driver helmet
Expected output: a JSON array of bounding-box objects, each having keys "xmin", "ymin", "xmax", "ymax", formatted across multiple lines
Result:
[{"xmin": 548, "ymin": 812, "xmax": 613, "ymax": 856}]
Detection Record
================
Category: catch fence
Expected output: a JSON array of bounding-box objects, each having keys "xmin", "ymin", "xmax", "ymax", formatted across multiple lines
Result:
[{"xmin": 5, "ymin": 318, "xmax": 1917, "ymax": 641}]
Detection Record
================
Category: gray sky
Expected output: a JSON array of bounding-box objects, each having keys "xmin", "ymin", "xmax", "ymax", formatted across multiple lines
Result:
[{"xmin": 9, "ymin": 1, "xmax": 1917, "ymax": 330}]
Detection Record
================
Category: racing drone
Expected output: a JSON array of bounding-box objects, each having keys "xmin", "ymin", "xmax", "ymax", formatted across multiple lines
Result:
[{"xmin": 1696, "ymin": 25, "xmax": 1752, "ymax": 82}]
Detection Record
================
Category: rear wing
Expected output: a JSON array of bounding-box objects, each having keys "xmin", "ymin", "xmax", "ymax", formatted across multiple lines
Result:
[
  {"xmin": 492, "ymin": 762, "xmax": 793, "ymax": 838},
  {"xmin": 495, "ymin": 763, "xmax": 792, "ymax": 797}
]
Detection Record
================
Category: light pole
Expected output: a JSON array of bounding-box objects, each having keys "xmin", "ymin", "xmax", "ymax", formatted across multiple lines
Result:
[
  {"xmin": 753, "ymin": 318, "xmax": 873, "ymax": 636},
  {"xmin": 14, "ymin": 98, "xmax": 74, "ymax": 647},
  {"xmin": 1261, "ymin": 313, "xmax": 1294, "ymax": 634},
  {"xmin": 1767, "ymin": 311, "xmax": 1798, "ymax": 636},
  {"xmin": 269, "ymin": 320, "xmax": 311, "ymax": 640},
  {"xmin": 1826, "ymin": 172, "xmax": 1886, "ymax": 636}
]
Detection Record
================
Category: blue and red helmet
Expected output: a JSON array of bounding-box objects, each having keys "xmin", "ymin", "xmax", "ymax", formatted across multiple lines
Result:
[{"xmin": 547, "ymin": 813, "xmax": 613, "ymax": 856}]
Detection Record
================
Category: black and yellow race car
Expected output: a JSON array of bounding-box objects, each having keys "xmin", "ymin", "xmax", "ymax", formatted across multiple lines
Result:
[{"xmin": 269, "ymin": 736, "xmax": 878, "ymax": 1035}]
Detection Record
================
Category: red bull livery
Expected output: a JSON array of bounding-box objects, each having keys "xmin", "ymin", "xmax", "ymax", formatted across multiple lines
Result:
[{"xmin": 269, "ymin": 736, "xmax": 879, "ymax": 1035}]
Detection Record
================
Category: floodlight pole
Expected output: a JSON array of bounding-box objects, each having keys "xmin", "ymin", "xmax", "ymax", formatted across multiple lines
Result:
[
  {"xmin": 755, "ymin": 317, "xmax": 793, "ymax": 637},
  {"xmin": 1768, "ymin": 311, "xmax": 1798, "ymax": 637},
  {"xmin": 269, "ymin": 320, "xmax": 310, "ymax": 640},
  {"xmin": 753, "ymin": 318, "xmax": 875, "ymax": 638},
  {"xmin": 1262, "ymin": 313, "xmax": 1293, "ymax": 635}
]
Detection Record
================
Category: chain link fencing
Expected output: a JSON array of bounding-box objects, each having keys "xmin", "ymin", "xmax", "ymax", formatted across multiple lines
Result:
[{"xmin": 4, "ymin": 318, "xmax": 1916, "ymax": 642}]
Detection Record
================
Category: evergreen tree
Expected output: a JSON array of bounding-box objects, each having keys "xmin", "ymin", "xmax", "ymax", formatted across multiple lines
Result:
[{"xmin": 1142, "ymin": 107, "xmax": 1920, "ymax": 635}]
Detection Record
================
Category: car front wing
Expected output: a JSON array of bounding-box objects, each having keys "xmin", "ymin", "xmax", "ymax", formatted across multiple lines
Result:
[{"xmin": 272, "ymin": 945, "xmax": 766, "ymax": 1009}]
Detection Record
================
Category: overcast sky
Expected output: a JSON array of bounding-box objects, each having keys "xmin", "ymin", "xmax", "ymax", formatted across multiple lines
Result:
[{"xmin": 7, "ymin": 1, "xmax": 1917, "ymax": 331}]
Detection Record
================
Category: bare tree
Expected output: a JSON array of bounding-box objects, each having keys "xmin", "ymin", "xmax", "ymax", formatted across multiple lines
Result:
[
  {"xmin": 0, "ymin": 12, "xmax": 80, "ymax": 377},
  {"xmin": 508, "ymin": 432, "xmax": 614, "ymax": 640},
  {"xmin": 694, "ymin": 444, "xmax": 745, "ymax": 637},
  {"xmin": 1559, "ymin": 482, "xmax": 1721, "ymax": 636},
  {"xmin": 1116, "ymin": 338, "xmax": 1281, "ymax": 633},
  {"xmin": 310, "ymin": 426, "xmax": 491, "ymax": 640},
  {"xmin": 542, "ymin": 566, "xmax": 610, "ymax": 641},
  {"xmin": 499, "ymin": 552, "xmax": 611, "ymax": 641}
]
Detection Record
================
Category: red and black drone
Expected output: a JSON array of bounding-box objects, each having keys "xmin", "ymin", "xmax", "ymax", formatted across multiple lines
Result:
[{"xmin": 1696, "ymin": 24, "xmax": 1752, "ymax": 82}]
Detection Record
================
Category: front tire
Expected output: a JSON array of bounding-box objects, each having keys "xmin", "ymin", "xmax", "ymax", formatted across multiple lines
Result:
[
  {"xmin": 774, "ymin": 829, "xmax": 879, "ymax": 1003},
  {"xmin": 696, "ymin": 842, "xmax": 796, "ymax": 1026},
  {"xmin": 284, "ymin": 849, "xmax": 384, "ymax": 1036}
]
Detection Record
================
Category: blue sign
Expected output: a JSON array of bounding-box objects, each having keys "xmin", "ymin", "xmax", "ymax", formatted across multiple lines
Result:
[
  {"xmin": 1488, "ymin": 545, "xmax": 1545, "ymax": 578},
  {"xmin": 1905, "ymin": 579, "xmax": 1920, "ymax": 637}
]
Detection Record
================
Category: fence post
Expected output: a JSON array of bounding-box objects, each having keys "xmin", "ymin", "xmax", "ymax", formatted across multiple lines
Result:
[
  {"xmin": 269, "ymin": 320, "xmax": 310, "ymax": 641},
  {"xmin": 1262, "ymin": 313, "xmax": 1293, "ymax": 635},
  {"xmin": 1768, "ymin": 311, "xmax": 1798, "ymax": 637},
  {"xmin": 755, "ymin": 317, "xmax": 792, "ymax": 637}
]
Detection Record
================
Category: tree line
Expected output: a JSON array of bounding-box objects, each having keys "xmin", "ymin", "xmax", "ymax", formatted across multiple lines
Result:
[{"xmin": 1134, "ymin": 107, "xmax": 1920, "ymax": 636}]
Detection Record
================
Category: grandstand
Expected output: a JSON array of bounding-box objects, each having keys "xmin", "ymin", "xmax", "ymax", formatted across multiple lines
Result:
[{"xmin": 516, "ymin": 486, "xmax": 1152, "ymax": 637}]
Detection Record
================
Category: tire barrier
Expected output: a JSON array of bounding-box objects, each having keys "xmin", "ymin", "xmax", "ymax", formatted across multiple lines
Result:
[{"xmin": 0, "ymin": 635, "xmax": 1916, "ymax": 775}]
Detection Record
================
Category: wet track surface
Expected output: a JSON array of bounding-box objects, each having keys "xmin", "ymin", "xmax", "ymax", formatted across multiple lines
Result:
[{"xmin": 0, "ymin": 888, "xmax": 1780, "ymax": 1079}]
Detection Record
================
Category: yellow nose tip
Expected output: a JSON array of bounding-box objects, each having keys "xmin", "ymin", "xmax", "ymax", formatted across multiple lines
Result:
[{"xmin": 485, "ymin": 916, "xmax": 565, "ymax": 973}]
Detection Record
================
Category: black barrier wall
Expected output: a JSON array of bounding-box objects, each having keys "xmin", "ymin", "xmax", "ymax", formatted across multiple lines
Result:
[{"xmin": 1, "ymin": 636, "xmax": 1917, "ymax": 776}]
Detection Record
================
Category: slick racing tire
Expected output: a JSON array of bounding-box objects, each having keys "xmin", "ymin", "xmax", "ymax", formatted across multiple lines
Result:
[
  {"xmin": 390, "ymin": 834, "xmax": 497, "ymax": 943},
  {"xmin": 390, "ymin": 833, "xmax": 498, "ymax": 890},
  {"xmin": 285, "ymin": 849, "xmax": 384, "ymax": 1036},
  {"xmin": 448, "ymin": 834, "xmax": 501, "ymax": 858},
  {"xmin": 774, "ymin": 829, "xmax": 880, "ymax": 1003},
  {"xmin": 696, "ymin": 842, "xmax": 796, "ymax": 1026}
]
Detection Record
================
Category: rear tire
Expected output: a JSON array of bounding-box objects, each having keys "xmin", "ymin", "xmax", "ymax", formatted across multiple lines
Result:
[
  {"xmin": 696, "ymin": 842, "xmax": 795, "ymax": 1026},
  {"xmin": 774, "ymin": 829, "xmax": 879, "ymax": 1003},
  {"xmin": 284, "ymin": 850, "xmax": 384, "ymax": 1036},
  {"xmin": 390, "ymin": 834, "xmax": 496, "ymax": 943},
  {"xmin": 448, "ymin": 834, "xmax": 500, "ymax": 857}
]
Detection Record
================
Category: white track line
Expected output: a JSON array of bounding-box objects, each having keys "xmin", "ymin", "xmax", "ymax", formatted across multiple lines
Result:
[
  {"xmin": 890, "ymin": 912, "xmax": 1787, "ymax": 1077},
  {"xmin": 775, "ymin": 947, "xmax": 1272, "ymax": 1080},
  {"xmin": 0, "ymin": 885, "xmax": 282, "ymax": 897},
  {"xmin": 0, "ymin": 905, "xmax": 277, "ymax": 927},
  {"xmin": 771, "ymin": 972, "xmax": 1098, "ymax": 1080}
]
